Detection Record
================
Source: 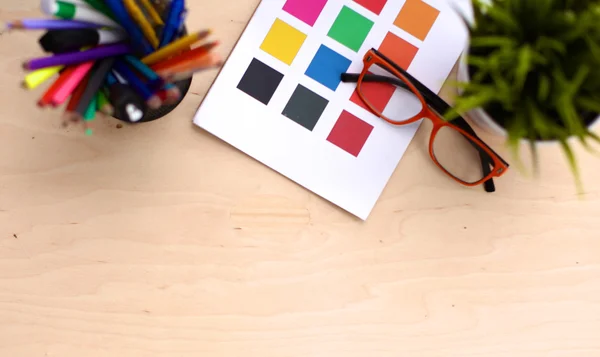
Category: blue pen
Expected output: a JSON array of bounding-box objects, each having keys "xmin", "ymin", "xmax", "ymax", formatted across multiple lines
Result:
[
  {"xmin": 159, "ymin": 0, "xmax": 185, "ymax": 48},
  {"xmin": 113, "ymin": 60, "xmax": 162, "ymax": 109},
  {"xmin": 124, "ymin": 55, "xmax": 164, "ymax": 90},
  {"xmin": 124, "ymin": 56, "xmax": 181, "ymax": 105},
  {"xmin": 104, "ymin": 0, "xmax": 154, "ymax": 55},
  {"xmin": 106, "ymin": 71, "xmax": 118, "ymax": 86}
]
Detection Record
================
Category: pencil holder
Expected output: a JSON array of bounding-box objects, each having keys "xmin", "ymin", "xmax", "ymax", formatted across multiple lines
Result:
[
  {"xmin": 113, "ymin": 0, "xmax": 192, "ymax": 124},
  {"xmin": 112, "ymin": 50, "xmax": 193, "ymax": 124},
  {"xmin": 13, "ymin": 0, "xmax": 220, "ymax": 134}
]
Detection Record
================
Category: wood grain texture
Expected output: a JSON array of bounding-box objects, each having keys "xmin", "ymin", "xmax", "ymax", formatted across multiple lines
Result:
[{"xmin": 1, "ymin": 1, "xmax": 600, "ymax": 356}]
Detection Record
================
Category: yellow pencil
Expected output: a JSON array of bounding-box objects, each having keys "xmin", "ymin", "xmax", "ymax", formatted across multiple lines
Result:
[
  {"xmin": 22, "ymin": 65, "xmax": 63, "ymax": 90},
  {"xmin": 124, "ymin": 0, "xmax": 160, "ymax": 49},
  {"xmin": 137, "ymin": 0, "xmax": 164, "ymax": 25},
  {"xmin": 141, "ymin": 29, "xmax": 212, "ymax": 65}
]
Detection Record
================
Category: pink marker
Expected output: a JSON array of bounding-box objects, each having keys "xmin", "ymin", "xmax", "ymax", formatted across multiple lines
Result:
[{"xmin": 50, "ymin": 61, "xmax": 94, "ymax": 107}]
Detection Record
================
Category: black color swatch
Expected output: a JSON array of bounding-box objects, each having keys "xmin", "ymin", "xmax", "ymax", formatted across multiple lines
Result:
[
  {"xmin": 237, "ymin": 58, "xmax": 284, "ymax": 105},
  {"xmin": 282, "ymin": 85, "xmax": 329, "ymax": 131}
]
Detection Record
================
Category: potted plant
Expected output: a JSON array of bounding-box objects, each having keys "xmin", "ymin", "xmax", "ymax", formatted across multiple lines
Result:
[{"xmin": 447, "ymin": 0, "xmax": 600, "ymax": 186}]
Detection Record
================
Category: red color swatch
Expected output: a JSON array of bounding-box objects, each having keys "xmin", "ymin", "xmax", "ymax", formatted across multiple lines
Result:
[
  {"xmin": 353, "ymin": 0, "xmax": 387, "ymax": 15},
  {"xmin": 327, "ymin": 110, "xmax": 374, "ymax": 157},
  {"xmin": 378, "ymin": 32, "xmax": 419, "ymax": 70},
  {"xmin": 350, "ymin": 73, "xmax": 396, "ymax": 113}
]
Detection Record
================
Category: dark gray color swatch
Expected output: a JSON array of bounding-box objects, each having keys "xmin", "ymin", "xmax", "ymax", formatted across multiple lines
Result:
[
  {"xmin": 282, "ymin": 85, "xmax": 329, "ymax": 131},
  {"xmin": 237, "ymin": 58, "xmax": 284, "ymax": 105}
]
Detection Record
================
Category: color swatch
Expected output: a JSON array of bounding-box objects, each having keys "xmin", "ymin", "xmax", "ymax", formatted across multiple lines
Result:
[
  {"xmin": 237, "ymin": 58, "xmax": 284, "ymax": 105},
  {"xmin": 394, "ymin": 0, "xmax": 440, "ymax": 41},
  {"xmin": 305, "ymin": 45, "xmax": 352, "ymax": 91},
  {"xmin": 354, "ymin": 0, "xmax": 387, "ymax": 15},
  {"xmin": 283, "ymin": 0, "xmax": 328, "ymax": 26},
  {"xmin": 328, "ymin": 6, "xmax": 374, "ymax": 52},
  {"xmin": 327, "ymin": 110, "xmax": 374, "ymax": 157},
  {"xmin": 260, "ymin": 18, "xmax": 307, "ymax": 65},
  {"xmin": 378, "ymin": 32, "xmax": 419, "ymax": 70},
  {"xmin": 282, "ymin": 85, "xmax": 329, "ymax": 131}
]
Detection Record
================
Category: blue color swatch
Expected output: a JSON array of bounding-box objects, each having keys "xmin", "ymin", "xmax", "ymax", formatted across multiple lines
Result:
[{"xmin": 305, "ymin": 45, "xmax": 352, "ymax": 91}]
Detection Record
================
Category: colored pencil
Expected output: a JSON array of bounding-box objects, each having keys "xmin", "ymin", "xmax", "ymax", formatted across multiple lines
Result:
[
  {"xmin": 104, "ymin": 0, "xmax": 154, "ymax": 55},
  {"xmin": 22, "ymin": 65, "xmax": 63, "ymax": 89},
  {"xmin": 7, "ymin": 19, "xmax": 103, "ymax": 30},
  {"xmin": 23, "ymin": 43, "xmax": 131, "ymax": 70},
  {"xmin": 125, "ymin": 55, "xmax": 183, "ymax": 101},
  {"xmin": 156, "ymin": 87, "xmax": 181, "ymax": 105},
  {"xmin": 123, "ymin": 0, "xmax": 159, "ymax": 49},
  {"xmin": 124, "ymin": 55, "xmax": 163, "ymax": 88},
  {"xmin": 84, "ymin": 94, "xmax": 98, "ymax": 121},
  {"xmin": 51, "ymin": 61, "xmax": 95, "ymax": 106},
  {"xmin": 137, "ymin": 0, "xmax": 164, "ymax": 26},
  {"xmin": 63, "ymin": 73, "xmax": 90, "ymax": 123},
  {"xmin": 38, "ymin": 66, "xmax": 77, "ymax": 107},
  {"xmin": 158, "ymin": 52, "xmax": 222, "ymax": 78},
  {"xmin": 97, "ymin": 90, "xmax": 114, "ymax": 115},
  {"xmin": 151, "ymin": 41, "xmax": 219, "ymax": 72},
  {"xmin": 39, "ymin": 28, "xmax": 128, "ymax": 53},
  {"xmin": 41, "ymin": 0, "xmax": 121, "ymax": 28},
  {"xmin": 142, "ymin": 29, "xmax": 212, "ymax": 65},
  {"xmin": 75, "ymin": 57, "xmax": 116, "ymax": 118},
  {"xmin": 166, "ymin": 64, "xmax": 221, "ymax": 82},
  {"xmin": 159, "ymin": 0, "xmax": 185, "ymax": 48},
  {"xmin": 113, "ymin": 60, "xmax": 162, "ymax": 109}
]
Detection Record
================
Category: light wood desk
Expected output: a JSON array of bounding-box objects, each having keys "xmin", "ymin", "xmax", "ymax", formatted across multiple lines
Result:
[{"xmin": 1, "ymin": 1, "xmax": 599, "ymax": 356}]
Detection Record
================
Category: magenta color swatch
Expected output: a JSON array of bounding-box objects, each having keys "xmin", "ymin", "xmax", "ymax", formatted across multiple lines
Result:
[{"xmin": 283, "ymin": 0, "xmax": 329, "ymax": 26}]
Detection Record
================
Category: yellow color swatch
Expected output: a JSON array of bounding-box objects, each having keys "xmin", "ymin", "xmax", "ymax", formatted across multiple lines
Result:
[{"xmin": 260, "ymin": 18, "xmax": 307, "ymax": 65}]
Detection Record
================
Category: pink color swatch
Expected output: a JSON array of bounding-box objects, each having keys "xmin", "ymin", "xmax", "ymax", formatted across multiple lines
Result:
[{"xmin": 283, "ymin": 0, "xmax": 328, "ymax": 26}]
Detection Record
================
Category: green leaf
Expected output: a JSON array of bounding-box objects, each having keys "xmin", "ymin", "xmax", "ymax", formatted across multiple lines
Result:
[
  {"xmin": 485, "ymin": 5, "xmax": 521, "ymax": 34},
  {"xmin": 470, "ymin": 36, "xmax": 517, "ymax": 48},
  {"xmin": 535, "ymin": 36, "xmax": 566, "ymax": 55},
  {"xmin": 559, "ymin": 139, "xmax": 583, "ymax": 193},
  {"xmin": 576, "ymin": 97, "xmax": 600, "ymax": 113},
  {"xmin": 514, "ymin": 45, "xmax": 532, "ymax": 91},
  {"xmin": 537, "ymin": 75, "xmax": 550, "ymax": 101}
]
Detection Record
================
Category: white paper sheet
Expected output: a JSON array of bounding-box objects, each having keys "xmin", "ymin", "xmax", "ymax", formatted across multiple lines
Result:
[{"xmin": 194, "ymin": 0, "xmax": 470, "ymax": 220}]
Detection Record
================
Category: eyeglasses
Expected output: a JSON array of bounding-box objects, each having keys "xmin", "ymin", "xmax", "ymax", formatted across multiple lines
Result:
[{"xmin": 342, "ymin": 48, "xmax": 509, "ymax": 192}]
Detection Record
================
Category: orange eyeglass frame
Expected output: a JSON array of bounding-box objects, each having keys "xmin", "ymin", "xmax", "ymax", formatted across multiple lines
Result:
[{"xmin": 355, "ymin": 48, "xmax": 509, "ymax": 187}]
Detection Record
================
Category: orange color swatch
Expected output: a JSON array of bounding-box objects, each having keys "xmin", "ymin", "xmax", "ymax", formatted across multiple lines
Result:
[
  {"xmin": 378, "ymin": 32, "xmax": 419, "ymax": 70},
  {"xmin": 394, "ymin": 0, "xmax": 440, "ymax": 41}
]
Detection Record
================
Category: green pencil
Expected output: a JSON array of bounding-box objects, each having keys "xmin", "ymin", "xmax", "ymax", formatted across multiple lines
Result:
[{"xmin": 84, "ymin": 93, "xmax": 98, "ymax": 122}]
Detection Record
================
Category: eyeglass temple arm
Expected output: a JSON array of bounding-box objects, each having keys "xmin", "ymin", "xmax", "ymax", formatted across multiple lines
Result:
[{"xmin": 341, "ymin": 73, "xmax": 496, "ymax": 193}]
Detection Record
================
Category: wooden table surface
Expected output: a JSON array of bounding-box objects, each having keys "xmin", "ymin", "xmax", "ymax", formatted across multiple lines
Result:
[{"xmin": 1, "ymin": 1, "xmax": 600, "ymax": 356}]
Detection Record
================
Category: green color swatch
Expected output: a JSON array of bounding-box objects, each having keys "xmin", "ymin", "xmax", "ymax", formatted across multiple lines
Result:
[{"xmin": 327, "ymin": 6, "xmax": 374, "ymax": 52}]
